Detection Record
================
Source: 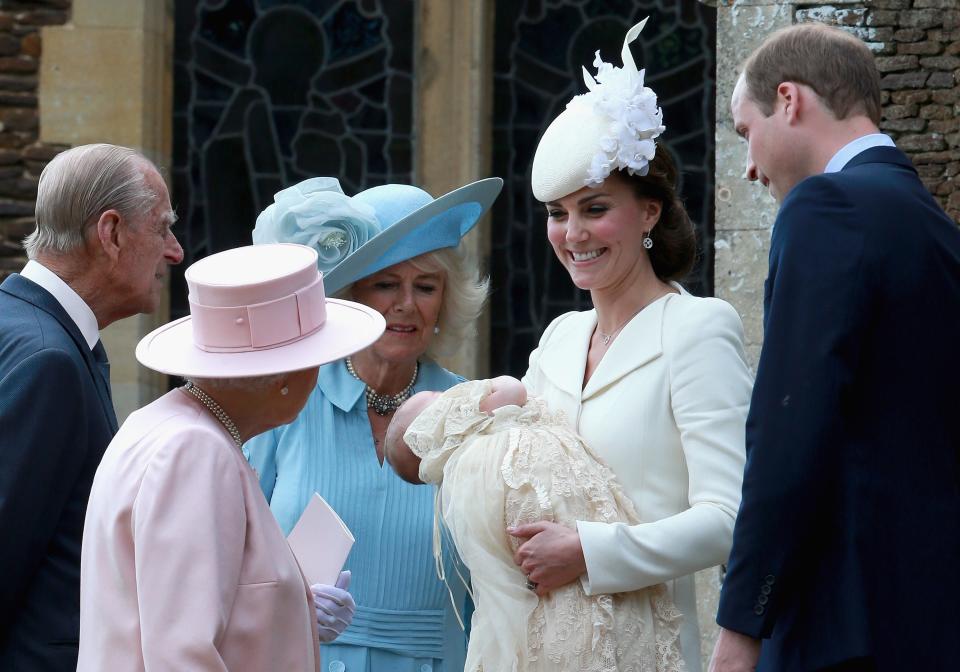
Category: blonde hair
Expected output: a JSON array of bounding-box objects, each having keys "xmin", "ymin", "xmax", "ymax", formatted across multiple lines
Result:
[
  {"xmin": 337, "ymin": 245, "xmax": 489, "ymax": 360},
  {"xmin": 25, "ymin": 143, "xmax": 159, "ymax": 258}
]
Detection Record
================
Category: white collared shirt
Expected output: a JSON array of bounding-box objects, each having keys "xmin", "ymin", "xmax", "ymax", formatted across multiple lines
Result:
[
  {"xmin": 823, "ymin": 133, "xmax": 896, "ymax": 174},
  {"xmin": 20, "ymin": 260, "xmax": 100, "ymax": 350}
]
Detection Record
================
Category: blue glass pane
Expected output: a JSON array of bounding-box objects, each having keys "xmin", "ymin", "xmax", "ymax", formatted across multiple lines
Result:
[{"xmin": 172, "ymin": 0, "xmax": 415, "ymax": 322}]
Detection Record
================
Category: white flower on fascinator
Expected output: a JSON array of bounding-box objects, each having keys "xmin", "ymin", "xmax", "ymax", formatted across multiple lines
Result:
[
  {"xmin": 569, "ymin": 18, "xmax": 665, "ymax": 186},
  {"xmin": 252, "ymin": 177, "xmax": 382, "ymax": 275}
]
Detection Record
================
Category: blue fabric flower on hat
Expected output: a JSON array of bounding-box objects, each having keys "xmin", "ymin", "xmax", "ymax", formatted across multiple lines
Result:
[{"xmin": 253, "ymin": 177, "xmax": 382, "ymax": 275}]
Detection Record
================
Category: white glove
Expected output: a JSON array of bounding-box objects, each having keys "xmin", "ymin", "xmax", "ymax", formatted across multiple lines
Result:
[{"xmin": 311, "ymin": 570, "xmax": 356, "ymax": 643}]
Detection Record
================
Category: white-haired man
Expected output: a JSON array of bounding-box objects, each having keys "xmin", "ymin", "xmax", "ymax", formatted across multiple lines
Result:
[{"xmin": 0, "ymin": 143, "xmax": 183, "ymax": 671}]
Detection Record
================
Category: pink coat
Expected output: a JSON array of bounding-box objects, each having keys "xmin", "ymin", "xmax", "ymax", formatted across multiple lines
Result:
[{"xmin": 78, "ymin": 389, "xmax": 320, "ymax": 671}]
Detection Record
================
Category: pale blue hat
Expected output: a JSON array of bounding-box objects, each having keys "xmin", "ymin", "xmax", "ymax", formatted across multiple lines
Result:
[{"xmin": 253, "ymin": 176, "xmax": 503, "ymax": 295}]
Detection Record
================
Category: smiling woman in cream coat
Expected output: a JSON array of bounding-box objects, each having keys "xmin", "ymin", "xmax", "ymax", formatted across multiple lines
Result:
[{"xmin": 508, "ymin": 21, "xmax": 753, "ymax": 672}]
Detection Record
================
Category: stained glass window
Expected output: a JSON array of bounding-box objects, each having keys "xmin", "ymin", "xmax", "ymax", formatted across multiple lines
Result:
[
  {"xmin": 490, "ymin": 1, "xmax": 717, "ymax": 376},
  {"xmin": 172, "ymin": 0, "xmax": 414, "ymax": 319}
]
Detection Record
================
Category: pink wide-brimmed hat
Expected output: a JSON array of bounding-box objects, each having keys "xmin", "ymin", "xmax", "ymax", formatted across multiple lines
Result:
[{"xmin": 136, "ymin": 244, "xmax": 385, "ymax": 378}]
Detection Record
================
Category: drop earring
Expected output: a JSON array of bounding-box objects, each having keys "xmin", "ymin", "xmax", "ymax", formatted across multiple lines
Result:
[
  {"xmin": 433, "ymin": 324, "xmax": 440, "ymax": 335},
  {"xmin": 642, "ymin": 232, "xmax": 653, "ymax": 250},
  {"xmin": 280, "ymin": 386, "xmax": 289, "ymax": 396}
]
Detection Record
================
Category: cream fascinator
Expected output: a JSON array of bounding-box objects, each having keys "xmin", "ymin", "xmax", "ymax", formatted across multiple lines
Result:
[{"xmin": 531, "ymin": 19, "xmax": 665, "ymax": 203}]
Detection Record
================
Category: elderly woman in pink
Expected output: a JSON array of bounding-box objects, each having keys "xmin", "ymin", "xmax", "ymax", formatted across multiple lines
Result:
[{"xmin": 77, "ymin": 244, "xmax": 385, "ymax": 671}]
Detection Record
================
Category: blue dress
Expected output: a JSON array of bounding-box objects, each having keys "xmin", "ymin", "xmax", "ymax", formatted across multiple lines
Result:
[{"xmin": 244, "ymin": 359, "xmax": 468, "ymax": 672}]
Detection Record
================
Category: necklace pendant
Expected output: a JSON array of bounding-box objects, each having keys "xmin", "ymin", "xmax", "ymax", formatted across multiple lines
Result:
[{"xmin": 601, "ymin": 334, "xmax": 611, "ymax": 345}]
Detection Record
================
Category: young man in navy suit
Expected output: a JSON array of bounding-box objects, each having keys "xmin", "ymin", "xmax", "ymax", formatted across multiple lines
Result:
[
  {"xmin": 711, "ymin": 23, "xmax": 960, "ymax": 672},
  {"xmin": 0, "ymin": 144, "xmax": 184, "ymax": 670}
]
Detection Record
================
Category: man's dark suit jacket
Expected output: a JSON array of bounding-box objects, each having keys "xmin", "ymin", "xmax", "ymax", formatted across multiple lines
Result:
[
  {"xmin": 0, "ymin": 273, "xmax": 118, "ymax": 671},
  {"xmin": 717, "ymin": 146, "xmax": 960, "ymax": 671}
]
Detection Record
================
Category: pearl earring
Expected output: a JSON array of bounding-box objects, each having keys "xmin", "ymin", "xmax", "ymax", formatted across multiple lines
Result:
[
  {"xmin": 280, "ymin": 386, "xmax": 289, "ymax": 396},
  {"xmin": 433, "ymin": 325, "xmax": 440, "ymax": 335}
]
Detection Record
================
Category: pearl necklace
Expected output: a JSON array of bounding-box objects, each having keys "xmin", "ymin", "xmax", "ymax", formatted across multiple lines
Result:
[
  {"xmin": 183, "ymin": 381, "xmax": 243, "ymax": 447},
  {"xmin": 345, "ymin": 357, "xmax": 419, "ymax": 416}
]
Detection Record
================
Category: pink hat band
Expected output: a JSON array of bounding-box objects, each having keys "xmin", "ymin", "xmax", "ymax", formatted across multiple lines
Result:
[{"xmin": 188, "ymin": 276, "xmax": 327, "ymax": 353}]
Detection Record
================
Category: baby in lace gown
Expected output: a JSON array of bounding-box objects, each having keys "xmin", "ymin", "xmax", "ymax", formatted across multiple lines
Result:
[{"xmin": 385, "ymin": 377, "xmax": 684, "ymax": 672}]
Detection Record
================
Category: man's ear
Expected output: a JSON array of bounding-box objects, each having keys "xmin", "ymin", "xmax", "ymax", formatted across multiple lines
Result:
[
  {"xmin": 777, "ymin": 82, "xmax": 802, "ymax": 124},
  {"xmin": 94, "ymin": 209, "xmax": 123, "ymax": 262}
]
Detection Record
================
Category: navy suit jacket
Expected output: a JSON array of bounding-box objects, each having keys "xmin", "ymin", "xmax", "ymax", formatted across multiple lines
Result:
[
  {"xmin": 717, "ymin": 147, "xmax": 960, "ymax": 671},
  {"xmin": 0, "ymin": 274, "xmax": 118, "ymax": 671}
]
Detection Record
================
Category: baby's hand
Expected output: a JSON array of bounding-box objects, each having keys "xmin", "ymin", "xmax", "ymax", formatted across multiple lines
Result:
[{"xmin": 479, "ymin": 376, "xmax": 528, "ymax": 414}]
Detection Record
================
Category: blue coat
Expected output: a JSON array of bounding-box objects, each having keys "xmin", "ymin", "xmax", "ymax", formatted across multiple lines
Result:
[
  {"xmin": 0, "ymin": 274, "xmax": 118, "ymax": 671},
  {"xmin": 717, "ymin": 147, "xmax": 960, "ymax": 670}
]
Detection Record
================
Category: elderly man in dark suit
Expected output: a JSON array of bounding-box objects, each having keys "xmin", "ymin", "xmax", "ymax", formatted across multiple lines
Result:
[
  {"xmin": 0, "ymin": 143, "xmax": 183, "ymax": 670},
  {"xmin": 710, "ymin": 23, "xmax": 960, "ymax": 672}
]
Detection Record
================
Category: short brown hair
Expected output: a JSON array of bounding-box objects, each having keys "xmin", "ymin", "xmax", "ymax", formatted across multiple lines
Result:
[
  {"xmin": 742, "ymin": 22, "xmax": 882, "ymax": 125},
  {"xmin": 614, "ymin": 150, "xmax": 696, "ymax": 283}
]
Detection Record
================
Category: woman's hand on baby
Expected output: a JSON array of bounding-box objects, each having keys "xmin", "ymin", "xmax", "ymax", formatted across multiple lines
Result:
[
  {"xmin": 311, "ymin": 570, "xmax": 356, "ymax": 643},
  {"xmin": 508, "ymin": 521, "xmax": 586, "ymax": 597}
]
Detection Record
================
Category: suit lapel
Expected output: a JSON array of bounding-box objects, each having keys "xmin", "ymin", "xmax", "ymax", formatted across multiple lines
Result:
[
  {"xmin": 1, "ymin": 274, "xmax": 119, "ymax": 432},
  {"xmin": 537, "ymin": 310, "xmax": 593, "ymax": 399}
]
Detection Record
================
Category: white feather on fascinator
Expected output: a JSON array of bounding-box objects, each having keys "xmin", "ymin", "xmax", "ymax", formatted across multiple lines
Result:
[{"xmin": 531, "ymin": 19, "xmax": 665, "ymax": 202}]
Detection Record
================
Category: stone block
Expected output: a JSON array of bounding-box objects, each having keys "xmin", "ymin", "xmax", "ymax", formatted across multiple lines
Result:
[
  {"xmin": 72, "ymin": 0, "xmax": 167, "ymax": 35},
  {"xmin": 880, "ymin": 71, "xmax": 929, "ymax": 89},
  {"xmin": 0, "ymin": 15, "xmax": 14, "ymax": 32},
  {"xmin": 929, "ymin": 119, "xmax": 960, "ymax": 134},
  {"xmin": 914, "ymin": 0, "xmax": 960, "ymax": 7},
  {"xmin": 20, "ymin": 31, "xmax": 40, "ymax": 58},
  {"xmin": 893, "ymin": 28, "xmax": 925, "ymax": 42},
  {"xmin": 0, "ymin": 197, "xmax": 33, "ymax": 216},
  {"xmin": 916, "ymin": 163, "xmax": 946, "ymax": 177},
  {"xmin": 0, "ymin": 215, "xmax": 34, "ymax": 239},
  {"xmin": 946, "ymin": 162, "xmax": 960, "ymax": 177},
  {"xmin": 714, "ymin": 229, "xmax": 770, "ymax": 350},
  {"xmin": 13, "ymin": 10, "xmax": 68, "ymax": 26},
  {"xmin": 0, "ymin": 73, "xmax": 35, "ymax": 91},
  {"xmin": 935, "ymin": 180, "xmax": 956, "ymax": 196},
  {"xmin": 867, "ymin": 10, "xmax": 900, "ymax": 27},
  {"xmin": 897, "ymin": 41, "xmax": 943, "ymax": 55},
  {"xmin": 797, "ymin": 7, "xmax": 867, "ymax": 26},
  {"xmin": 0, "ymin": 32, "xmax": 20, "ymax": 56},
  {"xmin": 872, "ymin": 0, "xmax": 911, "ymax": 8},
  {"xmin": 876, "ymin": 54, "xmax": 919, "ymax": 72},
  {"xmin": 883, "ymin": 103, "xmax": 918, "ymax": 119},
  {"xmin": 0, "ymin": 174, "xmax": 37, "ymax": 198},
  {"xmin": 920, "ymin": 55, "xmax": 960, "ymax": 70},
  {"xmin": 948, "ymin": 132, "xmax": 960, "ymax": 148},
  {"xmin": 0, "ymin": 107, "xmax": 36, "ymax": 131},
  {"xmin": 931, "ymin": 88, "xmax": 960, "ymax": 103},
  {"xmin": 944, "ymin": 10, "xmax": 960, "ymax": 30},
  {"xmin": 715, "ymin": 127, "xmax": 779, "ymax": 234},
  {"xmin": 897, "ymin": 9, "xmax": 943, "ymax": 29},
  {"xmin": 912, "ymin": 150, "xmax": 954, "ymax": 163},
  {"xmin": 21, "ymin": 142, "xmax": 64, "ymax": 160},
  {"xmin": 880, "ymin": 118, "xmax": 927, "ymax": 132},
  {"xmin": 898, "ymin": 133, "xmax": 948, "ymax": 152},
  {"xmin": 0, "ymin": 91, "xmax": 35, "ymax": 106},
  {"xmin": 928, "ymin": 71, "xmax": 958, "ymax": 88},
  {"xmin": 948, "ymin": 42, "xmax": 960, "ymax": 57},
  {"xmin": 891, "ymin": 89, "xmax": 931, "ymax": 105},
  {"xmin": 0, "ymin": 148, "xmax": 18, "ymax": 164},
  {"xmin": 921, "ymin": 104, "xmax": 954, "ymax": 119},
  {"xmin": 880, "ymin": 90, "xmax": 891, "ymax": 104},
  {"xmin": 0, "ymin": 55, "xmax": 36, "ymax": 73}
]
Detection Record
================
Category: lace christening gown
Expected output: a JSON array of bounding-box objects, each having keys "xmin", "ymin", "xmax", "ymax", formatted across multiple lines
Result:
[{"xmin": 405, "ymin": 380, "xmax": 685, "ymax": 672}]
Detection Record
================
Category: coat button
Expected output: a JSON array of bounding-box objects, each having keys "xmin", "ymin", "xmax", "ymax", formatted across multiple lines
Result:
[
  {"xmin": 329, "ymin": 662, "xmax": 345, "ymax": 672},
  {"xmin": 761, "ymin": 584, "xmax": 772, "ymax": 595},
  {"xmin": 764, "ymin": 574, "xmax": 775, "ymax": 585},
  {"xmin": 757, "ymin": 594, "xmax": 769, "ymax": 605},
  {"xmin": 753, "ymin": 604, "xmax": 765, "ymax": 615}
]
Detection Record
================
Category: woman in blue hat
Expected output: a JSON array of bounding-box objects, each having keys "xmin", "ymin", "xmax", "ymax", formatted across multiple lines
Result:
[{"xmin": 245, "ymin": 176, "xmax": 502, "ymax": 672}]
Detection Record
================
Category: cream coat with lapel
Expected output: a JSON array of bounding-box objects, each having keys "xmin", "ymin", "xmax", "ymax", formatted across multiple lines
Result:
[
  {"xmin": 522, "ymin": 291, "xmax": 752, "ymax": 671},
  {"xmin": 78, "ymin": 390, "xmax": 320, "ymax": 672}
]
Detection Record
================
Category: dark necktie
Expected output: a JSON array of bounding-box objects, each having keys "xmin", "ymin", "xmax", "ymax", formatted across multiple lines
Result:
[{"xmin": 92, "ymin": 339, "xmax": 112, "ymax": 395}]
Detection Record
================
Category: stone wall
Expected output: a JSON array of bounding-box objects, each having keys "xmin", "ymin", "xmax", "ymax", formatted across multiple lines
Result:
[
  {"xmin": 0, "ymin": 1, "xmax": 70, "ymax": 280},
  {"xmin": 795, "ymin": 1, "xmax": 960, "ymax": 222}
]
